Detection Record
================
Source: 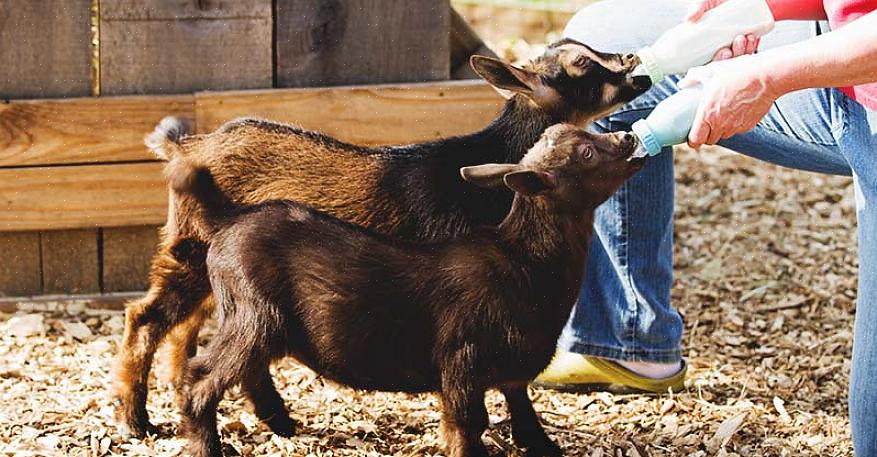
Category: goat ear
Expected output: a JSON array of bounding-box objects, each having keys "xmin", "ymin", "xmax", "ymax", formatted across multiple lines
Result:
[
  {"xmin": 470, "ymin": 55, "xmax": 539, "ymax": 98},
  {"xmin": 460, "ymin": 163, "xmax": 521, "ymax": 188},
  {"xmin": 503, "ymin": 170, "xmax": 555, "ymax": 196}
]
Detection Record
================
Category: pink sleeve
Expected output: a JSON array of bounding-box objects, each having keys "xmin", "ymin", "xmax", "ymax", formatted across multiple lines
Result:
[{"xmin": 766, "ymin": 0, "xmax": 828, "ymax": 20}]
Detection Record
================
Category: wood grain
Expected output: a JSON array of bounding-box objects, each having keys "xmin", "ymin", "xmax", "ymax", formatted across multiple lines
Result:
[
  {"xmin": 0, "ymin": 162, "xmax": 167, "ymax": 232},
  {"xmin": 0, "ymin": 0, "xmax": 93, "ymax": 99},
  {"xmin": 0, "ymin": 232, "xmax": 41, "ymax": 297},
  {"xmin": 41, "ymin": 229, "xmax": 100, "ymax": 294},
  {"xmin": 0, "ymin": 82, "xmax": 502, "ymax": 232},
  {"xmin": 196, "ymin": 81, "xmax": 504, "ymax": 144},
  {"xmin": 102, "ymin": 226, "xmax": 161, "ymax": 292},
  {"xmin": 99, "ymin": 0, "xmax": 273, "ymax": 95},
  {"xmin": 275, "ymin": 0, "xmax": 450, "ymax": 87},
  {"xmin": 0, "ymin": 94, "xmax": 194, "ymax": 167}
]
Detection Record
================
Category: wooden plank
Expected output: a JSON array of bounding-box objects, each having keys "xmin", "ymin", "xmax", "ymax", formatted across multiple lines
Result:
[
  {"xmin": 102, "ymin": 226, "xmax": 161, "ymax": 292},
  {"xmin": 0, "ymin": 232, "xmax": 42, "ymax": 297},
  {"xmin": 275, "ymin": 0, "xmax": 450, "ymax": 87},
  {"xmin": 41, "ymin": 229, "xmax": 100, "ymax": 294},
  {"xmin": 0, "ymin": 0, "xmax": 93, "ymax": 99},
  {"xmin": 0, "ymin": 162, "xmax": 167, "ymax": 232},
  {"xmin": 0, "ymin": 82, "xmax": 502, "ymax": 231},
  {"xmin": 0, "ymin": 94, "xmax": 194, "ymax": 167},
  {"xmin": 196, "ymin": 81, "xmax": 504, "ymax": 144},
  {"xmin": 0, "ymin": 83, "xmax": 498, "ymax": 169},
  {"xmin": 99, "ymin": 0, "xmax": 272, "ymax": 95}
]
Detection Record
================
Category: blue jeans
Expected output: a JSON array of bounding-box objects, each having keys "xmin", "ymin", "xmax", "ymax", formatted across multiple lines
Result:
[{"xmin": 563, "ymin": 1, "xmax": 877, "ymax": 454}]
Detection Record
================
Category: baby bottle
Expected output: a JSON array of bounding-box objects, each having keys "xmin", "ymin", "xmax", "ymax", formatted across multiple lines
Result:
[
  {"xmin": 630, "ymin": 85, "xmax": 703, "ymax": 157},
  {"xmin": 634, "ymin": 0, "xmax": 776, "ymax": 84}
]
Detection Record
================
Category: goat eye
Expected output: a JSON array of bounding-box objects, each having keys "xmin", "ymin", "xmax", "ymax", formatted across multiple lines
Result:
[
  {"xmin": 573, "ymin": 56, "xmax": 590, "ymax": 68},
  {"xmin": 580, "ymin": 145, "xmax": 594, "ymax": 159}
]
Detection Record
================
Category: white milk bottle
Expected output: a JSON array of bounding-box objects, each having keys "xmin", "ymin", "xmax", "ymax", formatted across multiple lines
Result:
[{"xmin": 635, "ymin": 0, "xmax": 776, "ymax": 84}]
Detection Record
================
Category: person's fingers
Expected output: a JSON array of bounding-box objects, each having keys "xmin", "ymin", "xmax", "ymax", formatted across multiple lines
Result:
[
  {"xmin": 706, "ymin": 120, "xmax": 724, "ymax": 145},
  {"xmin": 745, "ymin": 35, "xmax": 759, "ymax": 54},
  {"xmin": 731, "ymin": 35, "xmax": 747, "ymax": 57},
  {"xmin": 713, "ymin": 47, "xmax": 733, "ymax": 61},
  {"xmin": 688, "ymin": 109, "xmax": 709, "ymax": 149}
]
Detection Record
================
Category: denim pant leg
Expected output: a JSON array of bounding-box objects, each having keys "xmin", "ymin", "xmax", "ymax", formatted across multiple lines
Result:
[
  {"xmin": 559, "ymin": 78, "xmax": 683, "ymax": 362},
  {"xmin": 841, "ymin": 105, "xmax": 877, "ymax": 456},
  {"xmin": 561, "ymin": 0, "xmax": 821, "ymax": 362}
]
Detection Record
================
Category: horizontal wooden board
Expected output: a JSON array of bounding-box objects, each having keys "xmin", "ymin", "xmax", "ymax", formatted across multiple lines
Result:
[
  {"xmin": 195, "ymin": 81, "xmax": 504, "ymax": 145},
  {"xmin": 0, "ymin": 81, "xmax": 504, "ymax": 231},
  {"xmin": 0, "ymin": 94, "xmax": 194, "ymax": 167},
  {"xmin": 0, "ymin": 162, "xmax": 167, "ymax": 232}
]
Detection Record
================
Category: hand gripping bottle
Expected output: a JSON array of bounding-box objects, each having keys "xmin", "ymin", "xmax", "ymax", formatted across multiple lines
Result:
[
  {"xmin": 634, "ymin": 0, "xmax": 776, "ymax": 84},
  {"xmin": 630, "ymin": 85, "xmax": 703, "ymax": 157}
]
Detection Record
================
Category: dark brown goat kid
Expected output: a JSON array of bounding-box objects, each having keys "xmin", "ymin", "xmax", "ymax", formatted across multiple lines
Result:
[
  {"xmin": 168, "ymin": 124, "xmax": 645, "ymax": 457},
  {"xmin": 114, "ymin": 39, "xmax": 652, "ymax": 438}
]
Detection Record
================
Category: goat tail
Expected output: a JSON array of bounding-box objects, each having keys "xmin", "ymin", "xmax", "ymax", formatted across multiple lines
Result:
[
  {"xmin": 145, "ymin": 116, "xmax": 190, "ymax": 160},
  {"xmin": 165, "ymin": 157, "xmax": 234, "ymax": 232}
]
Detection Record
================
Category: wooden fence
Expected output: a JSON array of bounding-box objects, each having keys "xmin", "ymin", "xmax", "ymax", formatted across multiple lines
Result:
[{"xmin": 0, "ymin": 0, "xmax": 503, "ymax": 299}]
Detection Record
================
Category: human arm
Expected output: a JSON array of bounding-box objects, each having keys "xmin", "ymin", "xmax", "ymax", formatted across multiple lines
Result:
[{"xmin": 681, "ymin": 10, "xmax": 877, "ymax": 148}]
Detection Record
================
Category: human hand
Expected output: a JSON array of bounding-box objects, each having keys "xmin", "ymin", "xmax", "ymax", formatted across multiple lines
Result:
[
  {"xmin": 678, "ymin": 55, "xmax": 779, "ymax": 148},
  {"xmin": 685, "ymin": 0, "xmax": 761, "ymax": 61}
]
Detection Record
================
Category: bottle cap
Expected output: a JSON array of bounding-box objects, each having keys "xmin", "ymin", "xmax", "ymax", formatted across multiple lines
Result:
[
  {"xmin": 635, "ymin": 47, "xmax": 665, "ymax": 85},
  {"xmin": 631, "ymin": 119, "xmax": 662, "ymax": 156}
]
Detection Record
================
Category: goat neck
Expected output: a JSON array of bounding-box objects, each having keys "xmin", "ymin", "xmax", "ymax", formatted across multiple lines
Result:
[
  {"xmin": 498, "ymin": 194, "xmax": 593, "ymax": 265},
  {"xmin": 483, "ymin": 95, "xmax": 558, "ymax": 163}
]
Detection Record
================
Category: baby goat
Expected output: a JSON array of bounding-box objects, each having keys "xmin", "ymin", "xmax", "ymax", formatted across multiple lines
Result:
[
  {"xmin": 115, "ymin": 39, "xmax": 651, "ymax": 438},
  {"xmin": 168, "ymin": 124, "xmax": 645, "ymax": 457}
]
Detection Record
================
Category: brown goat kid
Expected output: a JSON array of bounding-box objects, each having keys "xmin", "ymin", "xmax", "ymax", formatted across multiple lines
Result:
[
  {"xmin": 114, "ymin": 39, "xmax": 652, "ymax": 438},
  {"xmin": 169, "ymin": 124, "xmax": 645, "ymax": 457}
]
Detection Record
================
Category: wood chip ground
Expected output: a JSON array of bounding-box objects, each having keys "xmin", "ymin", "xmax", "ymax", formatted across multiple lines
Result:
[{"xmin": 0, "ymin": 147, "xmax": 856, "ymax": 455}]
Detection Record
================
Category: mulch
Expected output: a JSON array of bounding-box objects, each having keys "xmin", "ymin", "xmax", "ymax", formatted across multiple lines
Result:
[{"xmin": 0, "ymin": 146, "xmax": 857, "ymax": 456}]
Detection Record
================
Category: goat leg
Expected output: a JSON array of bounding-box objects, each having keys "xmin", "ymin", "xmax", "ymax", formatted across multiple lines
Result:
[
  {"xmin": 181, "ymin": 355, "xmax": 227, "ymax": 457},
  {"xmin": 501, "ymin": 386, "xmax": 562, "ymax": 456},
  {"xmin": 241, "ymin": 365, "xmax": 297, "ymax": 436},
  {"xmin": 113, "ymin": 238, "xmax": 211, "ymax": 438},
  {"xmin": 439, "ymin": 357, "xmax": 490, "ymax": 457}
]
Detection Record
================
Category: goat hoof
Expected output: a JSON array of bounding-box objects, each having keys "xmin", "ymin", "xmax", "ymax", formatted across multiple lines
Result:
[
  {"xmin": 185, "ymin": 439, "xmax": 225, "ymax": 457},
  {"xmin": 265, "ymin": 414, "xmax": 297, "ymax": 437},
  {"xmin": 118, "ymin": 417, "xmax": 159, "ymax": 440},
  {"xmin": 113, "ymin": 393, "xmax": 159, "ymax": 439},
  {"xmin": 524, "ymin": 441, "xmax": 563, "ymax": 457},
  {"xmin": 524, "ymin": 443, "xmax": 563, "ymax": 457}
]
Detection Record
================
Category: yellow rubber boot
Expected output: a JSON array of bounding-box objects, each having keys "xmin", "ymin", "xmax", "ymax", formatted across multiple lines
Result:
[{"xmin": 534, "ymin": 351, "xmax": 686, "ymax": 393}]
